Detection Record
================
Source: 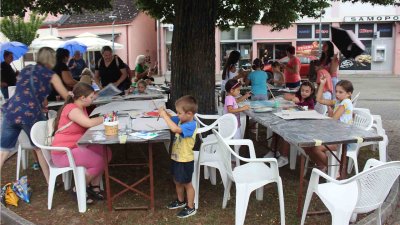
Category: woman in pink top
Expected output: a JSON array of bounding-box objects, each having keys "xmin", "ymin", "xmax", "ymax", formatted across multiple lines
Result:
[
  {"xmin": 52, "ymin": 82, "xmax": 111, "ymax": 203},
  {"xmin": 320, "ymin": 41, "xmax": 339, "ymax": 94},
  {"xmin": 283, "ymin": 46, "xmax": 301, "ymax": 88},
  {"xmin": 315, "ymin": 60, "xmax": 333, "ymax": 100}
]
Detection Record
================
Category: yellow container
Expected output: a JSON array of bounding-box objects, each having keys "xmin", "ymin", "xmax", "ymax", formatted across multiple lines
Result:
[{"xmin": 104, "ymin": 121, "xmax": 119, "ymax": 136}]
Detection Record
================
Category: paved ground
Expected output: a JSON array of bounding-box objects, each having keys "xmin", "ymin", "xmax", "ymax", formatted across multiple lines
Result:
[{"xmin": 342, "ymin": 75, "xmax": 400, "ymax": 225}]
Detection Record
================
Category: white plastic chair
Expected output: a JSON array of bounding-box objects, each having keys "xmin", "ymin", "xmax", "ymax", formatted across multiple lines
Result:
[
  {"xmin": 301, "ymin": 159, "xmax": 400, "ymax": 225},
  {"xmin": 314, "ymin": 103, "xmax": 328, "ymax": 115},
  {"xmin": 16, "ymin": 110, "xmax": 58, "ymax": 180},
  {"xmin": 213, "ymin": 129, "xmax": 285, "ymax": 225},
  {"xmin": 30, "ymin": 121, "xmax": 87, "ymax": 213},
  {"xmin": 353, "ymin": 108, "xmax": 387, "ymax": 162},
  {"xmin": 352, "ymin": 92, "xmax": 361, "ymax": 107},
  {"xmin": 193, "ymin": 113, "xmax": 238, "ymax": 209},
  {"xmin": 346, "ymin": 108, "xmax": 374, "ymax": 174}
]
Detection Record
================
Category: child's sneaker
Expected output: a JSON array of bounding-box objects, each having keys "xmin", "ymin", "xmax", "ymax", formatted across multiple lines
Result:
[
  {"xmin": 167, "ymin": 199, "xmax": 186, "ymax": 209},
  {"xmin": 177, "ymin": 206, "xmax": 196, "ymax": 218},
  {"xmin": 277, "ymin": 156, "xmax": 289, "ymax": 168},
  {"xmin": 32, "ymin": 162, "xmax": 40, "ymax": 170}
]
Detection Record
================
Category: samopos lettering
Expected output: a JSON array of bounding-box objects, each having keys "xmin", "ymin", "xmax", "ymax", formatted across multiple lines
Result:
[{"xmin": 344, "ymin": 15, "xmax": 400, "ymax": 22}]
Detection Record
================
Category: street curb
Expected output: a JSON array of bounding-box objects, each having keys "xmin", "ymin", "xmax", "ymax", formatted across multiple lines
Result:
[{"xmin": 0, "ymin": 204, "xmax": 35, "ymax": 225}]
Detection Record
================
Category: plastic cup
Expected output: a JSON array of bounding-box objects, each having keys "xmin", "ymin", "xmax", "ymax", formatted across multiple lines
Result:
[
  {"xmin": 274, "ymin": 100, "xmax": 280, "ymax": 108},
  {"xmin": 56, "ymin": 95, "xmax": 61, "ymax": 101}
]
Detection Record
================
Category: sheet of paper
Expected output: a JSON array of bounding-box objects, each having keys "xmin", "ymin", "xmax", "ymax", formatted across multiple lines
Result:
[
  {"xmin": 90, "ymin": 99, "xmax": 166, "ymax": 116},
  {"xmin": 97, "ymin": 83, "xmax": 122, "ymax": 97},
  {"xmin": 274, "ymin": 110, "xmax": 330, "ymax": 120}
]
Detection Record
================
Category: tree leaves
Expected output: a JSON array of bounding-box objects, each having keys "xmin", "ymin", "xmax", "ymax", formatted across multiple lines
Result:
[
  {"xmin": 1, "ymin": 0, "xmax": 112, "ymax": 17},
  {"xmin": 0, "ymin": 13, "xmax": 45, "ymax": 45}
]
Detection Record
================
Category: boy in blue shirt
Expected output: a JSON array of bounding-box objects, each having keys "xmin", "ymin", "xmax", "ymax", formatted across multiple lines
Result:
[{"xmin": 158, "ymin": 95, "xmax": 198, "ymax": 218}]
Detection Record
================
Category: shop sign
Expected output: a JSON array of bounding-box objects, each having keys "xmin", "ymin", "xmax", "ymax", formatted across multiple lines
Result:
[
  {"xmin": 296, "ymin": 41, "xmax": 319, "ymax": 57},
  {"xmin": 344, "ymin": 15, "xmax": 400, "ymax": 22},
  {"xmin": 297, "ymin": 25, "xmax": 312, "ymax": 39},
  {"xmin": 314, "ymin": 24, "xmax": 330, "ymax": 39},
  {"xmin": 339, "ymin": 40, "xmax": 371, "ymax": 70}
]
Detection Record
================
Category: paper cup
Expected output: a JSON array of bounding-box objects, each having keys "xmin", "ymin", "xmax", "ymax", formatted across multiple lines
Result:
[{"xmin": 104, "ymin": 121, "xmax": 119, "ymax": 136}]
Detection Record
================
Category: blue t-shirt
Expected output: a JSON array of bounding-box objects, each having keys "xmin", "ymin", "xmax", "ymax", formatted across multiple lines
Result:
[
  {"xmin": 68, "ymin": 58, "xmax": 86, "ymax": 79},
  {"xmin": 170, "ymin": 116, "xmax": 197, "ymax": 162},
  {"xmin": 2, "ymin": 64, "xmax": 53, "ymax": 125},
  {"xmin": 248, "ymin": 70, "xmax": 268, "ymax": 95}
]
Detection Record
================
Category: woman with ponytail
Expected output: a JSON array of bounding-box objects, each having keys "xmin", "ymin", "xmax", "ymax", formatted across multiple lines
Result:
[{"xmin": 51, "ymin": 82, "xmax": 112, "ymax": 203}]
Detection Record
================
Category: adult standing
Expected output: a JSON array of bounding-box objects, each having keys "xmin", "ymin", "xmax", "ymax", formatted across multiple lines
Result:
[
  {"xmin": 48, "ymin": 48, "xmax": 78, "ymax": 101},
  {"xmin": 68, "ymin": 50, "xmax": 87, "ymax": 80},
  {"xmin": 0, "ymin": 47, "xmax": 69, "ymax": 183},
  {"xmin": 221, "ymin": 50, "xmax": 241, "ymax": 100},
  {"xmin": 1, "ymin": 51, "xmax": 18, "ymax": 99},
  {"xmin": 245, "ymin": 58, "xmax": 268, "ymax": 100},
  {"xmin": 134, "ymin": 55, "xmax": 149, "ymax": 81},
  {"xmin": 283, "ymin": 46, "xmax": 301, "ymax": 88},
  {"xmin": 320, "ymin": 41, "xmax": 339, "ymax": 91},
  {"xmin": 94, "ymin": 46, "xmax": 128, "ymax": 91}
]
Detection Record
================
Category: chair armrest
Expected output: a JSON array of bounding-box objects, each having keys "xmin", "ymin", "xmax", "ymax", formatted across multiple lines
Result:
[
  {"xmin": 196, "ymin": 119, "xmax": 219, "ymax": 134},
  {"xmin": 224, "ymin": 139, "xmax": 257, "ymax": 158},
  {"xmin": 310, "ymin": 168, "xmax": 344, "ymax": 185},
  {"xmin": 363, "ymin": 158, "xmax": 384, "ymax": 171},
  {"xmin": 44, "ymin": 146, "xmax": 77, "ymax": 168},
  {"xmin": 195, "ymin": 113, "xmax": 220, "ymax": 127}
]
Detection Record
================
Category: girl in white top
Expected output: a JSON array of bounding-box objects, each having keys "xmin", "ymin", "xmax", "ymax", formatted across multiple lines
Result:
[{"xmin": 303, "ymin": 76, "xmax": 354, "ymax": 171}]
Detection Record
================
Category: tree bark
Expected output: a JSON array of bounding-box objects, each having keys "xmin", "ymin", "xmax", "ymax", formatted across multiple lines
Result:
[{"xmin": 171, "ymin": 0, "xmax": 216, "ymax": 114}]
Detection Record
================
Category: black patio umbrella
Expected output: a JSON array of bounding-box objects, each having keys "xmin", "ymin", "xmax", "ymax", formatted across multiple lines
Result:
[{"xmin": 331, "ymin": 27, "xmax": 365, "ymax": 59}]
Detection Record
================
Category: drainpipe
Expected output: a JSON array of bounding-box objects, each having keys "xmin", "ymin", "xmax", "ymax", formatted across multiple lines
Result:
[
  {"xmin": 126, "ymin": 25, "xmax": 129, "ymax": 65},
  {"xmin": 156, "ymin": 20, "xmax": 161, "ymax": 76}
]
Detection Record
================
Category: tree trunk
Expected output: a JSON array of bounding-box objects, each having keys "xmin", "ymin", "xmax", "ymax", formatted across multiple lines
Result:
[{"xmin": 170, "ymin": 0, "xmax": 216, "ymax": 114}]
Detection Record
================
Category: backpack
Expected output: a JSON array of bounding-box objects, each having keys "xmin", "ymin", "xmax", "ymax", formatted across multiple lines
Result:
[
  {"xmin": 98, "ymin": 55, "xmax": 131, "ymax": 91},
  {"xmin": 45, "ymin": 118, "xmax": 73, "ymax": 146}
]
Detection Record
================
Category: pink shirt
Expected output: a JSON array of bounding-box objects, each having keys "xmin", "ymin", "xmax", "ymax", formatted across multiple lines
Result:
[
  {"xmin": 52, "ymin": 103, "xmax": 88, "ymax": 152},
  {"xmin": 316, "ymin": 69, "xmax": 333, "ymax": 94},
  {"xmin": 223, "ymin": 95, "xmax": 241, "ymax": 127},
  {"xmin": 284, "ymin": 56, "xmax": 301, "ymax": 83}
]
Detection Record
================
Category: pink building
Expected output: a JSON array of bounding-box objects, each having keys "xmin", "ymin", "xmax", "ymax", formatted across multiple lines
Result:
[
  {"xmin": 39, "ymin": 0, "xmax": 157, "ymax": 70},
  {"xmin": 158, "ymin": 2, "xmax": 400, "ymax": 77}
]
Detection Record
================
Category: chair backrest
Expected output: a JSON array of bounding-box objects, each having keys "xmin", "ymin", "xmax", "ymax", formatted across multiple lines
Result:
[
  {"xmin": 314, "ymin": 103, "xmax": 327, "ymax": 115},
  {"xmin": 18, "ymin": 130, "xmax": 35, "ymax": 149},
  {"xmin": 353, "ymin": 108, "xmax": 373, "ymax": 131},
  {"xmin": 352, "ymin": 92, "xmax": 361, "ymax": 107},
  {"xmin": 212, "ymin": 129, "xmax": 237, "ymax": 180},
  {"xmin": 353, "ymin": 160, "xmax": 400, "ymax": 213},
  {"xmin": 30, "ymin": 121, "xmax": 74, "ymax": 169},
  {"xmin": 195, "ymin": 113, "xmax": 238, "ymax": 140},
  {"xmin": 48, "ymin": 110, "xmax": 58, "ymax": 119}
]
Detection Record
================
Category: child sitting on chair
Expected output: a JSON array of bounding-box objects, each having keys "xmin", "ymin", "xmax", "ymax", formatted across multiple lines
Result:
[
  {"xmin": 132, "ymin": 79, "xmax": 148, "ymax": 94},
  {"xmin": 158, "ymin": 95, "xmax": 198, "ymax": 218}
]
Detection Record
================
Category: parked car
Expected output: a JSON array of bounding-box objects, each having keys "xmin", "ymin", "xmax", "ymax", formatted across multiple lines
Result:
[{"xmin": 263, "ymin": 55, "xmax": 319, "ymax": 80}]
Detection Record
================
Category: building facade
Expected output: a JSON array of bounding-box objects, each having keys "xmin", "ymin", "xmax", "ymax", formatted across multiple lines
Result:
[{"xmin": 158, "ymin": 2, "xmax": 400, "ymax": 78}]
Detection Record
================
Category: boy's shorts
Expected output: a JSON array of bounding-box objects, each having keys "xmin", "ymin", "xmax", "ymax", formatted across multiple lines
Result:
[{"xmin": 171, "ymin": 160, "xmax": 194, "ymax": 184}]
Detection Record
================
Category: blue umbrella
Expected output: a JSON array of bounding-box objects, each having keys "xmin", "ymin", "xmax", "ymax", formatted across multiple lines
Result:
[
  {"xmin": 0, "ymin": 41, "xmax": 29, "ymax": 62},
  {"xmin": 60, "ymin": 40, "xmax": 87, "ymax": 55}
]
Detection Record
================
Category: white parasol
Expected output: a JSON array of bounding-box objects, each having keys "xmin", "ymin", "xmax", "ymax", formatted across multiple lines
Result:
[
  {"xmin": 30, "ymin": 35, "xmax": 65, "ymax": 51},
  {"xmin": 69, "ymin": 32, "xmax": 123, "ymax": 51}
]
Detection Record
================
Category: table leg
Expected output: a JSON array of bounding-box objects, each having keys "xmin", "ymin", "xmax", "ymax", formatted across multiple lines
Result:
[
  {"xmin": 339, "ymin": 144, "xmax": 348, "ymax": 180},
  {"xmin": 149, "ymin": 143, "xmax": 154, "ymax": 211},
  {"xmin": 297, "ymin": 154, "xmax": 305, "ymax": 217},
  {"xmin": 103, "ymin": 145, "xmax": 112, "ymax": 211}
]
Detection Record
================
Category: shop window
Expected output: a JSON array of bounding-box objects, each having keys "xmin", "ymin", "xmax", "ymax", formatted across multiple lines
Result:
[
  {"xmin": 221, "ymin": 29, "xmax": 235, "ymax": 40},
  {"xmin": 377, "ymin": 23, "xmax": 393, "ymax": 38},
  {"xmin": 340, "ymin": 24, "xmax": 355, "ymax": 33},
  {"xmin": 358, "ymin": 24, "xmax": 374, "ymax": 38},
  {"xmin": 238, "ymin": 28, "xmax": 251, "ymax": 40},
  {"xmin": 220, "ymin": 43, "xmax": 237, "ymax": 70},
  {"xmin": 297, "ymin": 25, "xmax": 312, "ymax": 39},
  {"xmin": 314, "ymin": 24, "xmax": 330, "ymax": 39}
]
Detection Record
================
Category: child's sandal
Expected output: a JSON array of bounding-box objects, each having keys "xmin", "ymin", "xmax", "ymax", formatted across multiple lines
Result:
[{"xmin": 87, "ymin": 185, "xmax": 105, "ymax": 201}]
